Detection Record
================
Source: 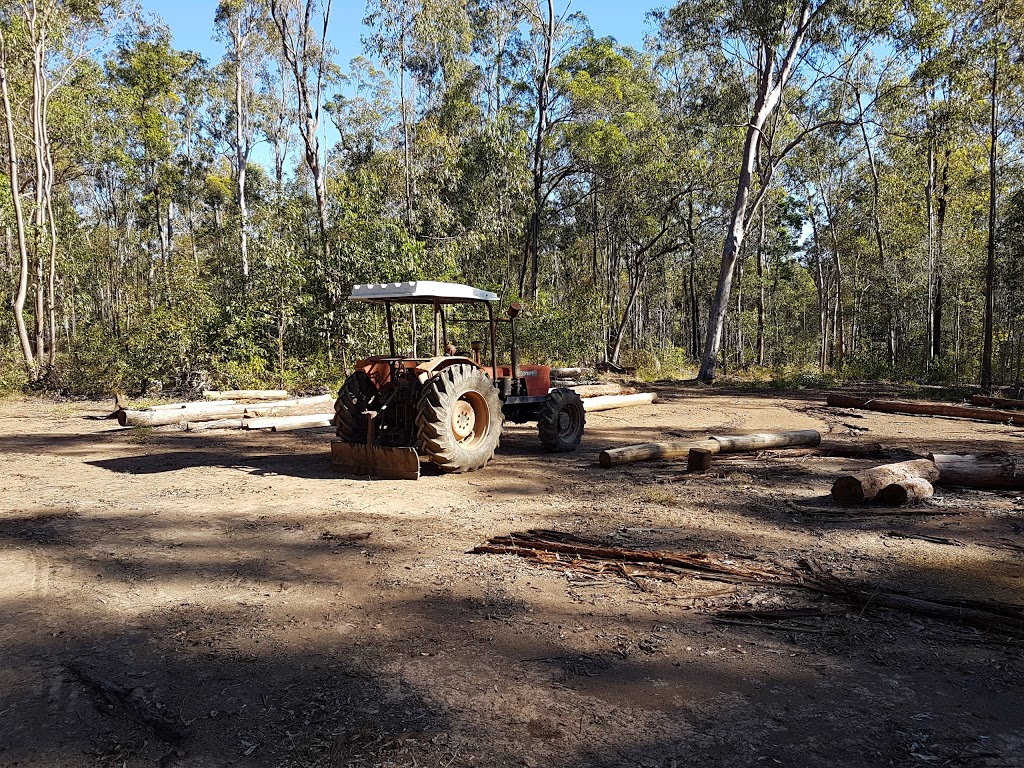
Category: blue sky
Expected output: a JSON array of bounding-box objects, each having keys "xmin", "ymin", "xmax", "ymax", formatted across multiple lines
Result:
[{"xmin": 141, "ymin": 0, "xmax": 664, "ymax": 66}]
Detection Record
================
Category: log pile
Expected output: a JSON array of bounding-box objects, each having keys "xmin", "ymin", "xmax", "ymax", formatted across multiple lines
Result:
[{"xmin": 115, "ymin": 393, "xmax": 335, "ymax": 431}]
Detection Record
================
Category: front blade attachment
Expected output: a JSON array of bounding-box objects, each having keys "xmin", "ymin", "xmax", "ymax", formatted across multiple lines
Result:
[{"xmin": 330, "ymin": 440, "xmax": 420, "ymax": 480}]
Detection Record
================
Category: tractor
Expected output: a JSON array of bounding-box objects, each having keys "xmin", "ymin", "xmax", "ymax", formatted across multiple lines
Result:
[{"xmin": 330, "ymin": 281, "xmax": 585, "ymax": 479}]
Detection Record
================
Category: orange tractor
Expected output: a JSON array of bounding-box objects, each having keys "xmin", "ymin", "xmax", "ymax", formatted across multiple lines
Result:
[{"xmin": 330, "ymin": 281, "xmax": 586, "ymax": 479}]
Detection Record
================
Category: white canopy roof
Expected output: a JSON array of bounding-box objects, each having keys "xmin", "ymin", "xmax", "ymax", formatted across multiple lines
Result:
[{"xmin": 349, "ymin": 281, "xmax": 499, "ymax": 303}]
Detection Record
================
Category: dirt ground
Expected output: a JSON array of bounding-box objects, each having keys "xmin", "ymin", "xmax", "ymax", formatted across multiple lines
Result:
[{"xmin": 1, "ymin": 385, "xmax": 1023, "ymax": 768}]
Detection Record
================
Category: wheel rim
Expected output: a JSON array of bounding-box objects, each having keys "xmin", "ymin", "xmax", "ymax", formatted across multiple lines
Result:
[
  {"xmin": 451, "ymin": 391, "xmax": 489, "ymax": 446},
  {"xmin": 557, "ymin": 403, "xmax": 583, "ymax": 441}
]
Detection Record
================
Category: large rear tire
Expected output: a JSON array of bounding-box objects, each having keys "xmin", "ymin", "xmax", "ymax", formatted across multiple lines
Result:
[
  {"xmin": 538, "ymin": 388, "xmax": 585, "ymax": 452},
  {"xmin": 416, "ymin": 364, "xmax": 502, "ymax": 472},
  {"xmin": 334, "ymin": 370, "xmax": 379, "ymax": 443}
]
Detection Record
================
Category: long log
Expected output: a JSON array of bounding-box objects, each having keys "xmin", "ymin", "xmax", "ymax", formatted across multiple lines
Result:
[
  {"xmin": 119, "ymin": 403, "xmax": 249, "ymax": 427},
  {"xmin": 583, "ymin": 393, "xmax": 655, "ymax": 413},
  {"xmin": 970, "ymin": 395, "xmax": 1024, "ymax": 411},
  {"xmin": 203, "ymin": 389, "xmax": 288, "ymax": 401},
  {"xmin": 241, "ymin": 394, "xmax": 333, "ymax": 416},
  {"xmin": 928, "ymin": 453, "xmax": 1024, "ymax": 490},
  {"xmin": 827, "ymin": 394, "xmax": 1018, "ymax": 425},
  {"xmin": 599, "ymin": 430, "xmax": 821, "ymax": 468},
  {"xmin": 184, "ymin": 418, "xmax": 245, "ymax": 431},
  {"xmin": 147, "ymin": 399, "xmax": 236, "ymax": 411},
  {"xmin": 244, "ymin": 413, "xmax": 335, "ymax": 431},
  {"xmin": 567, "ymin": 383, "xmax": 635, "ymax": 398},
  {"xmin": 831, "ymin": 459, "xmax": 939, "ymax": 505},
  {"xmin": 880, "ymin": 478, "xmax": 934, "ymax": 506}
]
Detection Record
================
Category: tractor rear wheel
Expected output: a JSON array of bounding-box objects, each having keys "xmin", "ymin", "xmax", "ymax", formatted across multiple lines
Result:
[
  {"xmin": 538, "ymin": 388, "xmax": 586, "ymax": 452},
  {"xmin": 334, "ymin": 370, "xmax": 379, "ymax": 443},
  {"xmin": 416, "ymin": 364, "xmax": 502, "ymax": 472}
]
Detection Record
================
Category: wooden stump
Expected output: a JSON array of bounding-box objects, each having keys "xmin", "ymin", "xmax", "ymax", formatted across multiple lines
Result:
[{"xmin": 688, "ymin": 448, "xmax": 714, "ymax": 472}]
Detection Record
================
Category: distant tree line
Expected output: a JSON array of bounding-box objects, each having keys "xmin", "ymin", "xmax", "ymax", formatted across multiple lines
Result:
[{"xmin": 1, "ymin": 0, "xmax": 1023, "ymax": 394}]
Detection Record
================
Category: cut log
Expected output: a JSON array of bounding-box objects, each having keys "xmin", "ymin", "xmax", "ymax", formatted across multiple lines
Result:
[
  {"xmin": 827, "ymin": 394, "xmax": 1018, "ymax": 425},
  {"xmin": 241, "ymin": 394, "xmax": 333, "ymax": 416},
  {"xmin": 600, "ymin": 439, "xmax": 721, "ymax": 468},
  {"xmin": 688, "ymin": 447, "xmax": 714, "ymax": 472},
  {"xmin": 709, "ymin": 430, "xmax": 821, "ymax": 453},
  {"xmin": 928, "ymin": 453, "xmax": 1024, "ymax": 490},
  {"xmin": 119, "ymin": 403, "xmax": 249, "ymax": 427},
  {"xmin": 203, "ymin": 389, "xmax": 289, "ymax": 401},
  {"xmin": 599, "ymin": 430, "xmax": 821, "ymax": 468},
  {"xmin": 583, "ymin": 393, "xmax": 655, "ymax": 412},
  {"xmin": 831, "ymin": 459, "xmax": 939, "ymax": 506},
  {"xmin": 147, "ymin": 400, "xmax": 234, "ymax": 411},
  {"xmin": 565, "ymin": 383, "xmax": 635, "ymax": 398},
  {"xmin": 880, "ymin": 478, "xmax": 934, "ymax": 506},
  {"xmin": 970, "ymin": 395, "xmax": 1024, "ymax": 411},
  {"xmin": 243, "ymin": 413, "xmax": 335, "ymax": 431},
  {"xmin": 551, "ymin": 367, "xmax": 583, "ymax": 379}
]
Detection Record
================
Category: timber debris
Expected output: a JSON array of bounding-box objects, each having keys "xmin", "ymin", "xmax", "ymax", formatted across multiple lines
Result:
[
  {"xmin": 474, "ymin": 530, "xmax": 1024, "ymax": 635},
  {"xmin": 826, "ymin": 393, "xmax": 1018, "ymax": 425}
]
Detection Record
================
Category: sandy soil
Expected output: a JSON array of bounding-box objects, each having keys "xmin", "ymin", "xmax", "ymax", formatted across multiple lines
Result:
[{"xmin": 1, "ymin": 385, "xmax": 1023, "ymax": 768}]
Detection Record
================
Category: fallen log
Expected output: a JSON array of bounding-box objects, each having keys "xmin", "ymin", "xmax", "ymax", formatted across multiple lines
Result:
[
  {"xmin": 551, "ymin": 367, "xmax": 584, "ymax": 379},
  {"xmin": 928, "ymin": 453, "xmax": 1024, "ymax": 490},
  {"xmin": 244, "ymin": 413, "xmax": 334, "ymax": 431},
  {"xmin": 831, "ymin": 459, "xmax": 939, "ymax": 505},
  {"xmin": 827, "ymin": 394, "xmax": 1018, "ymax": 425},
  {"xmin": 599, "ymin": 430, "xmax": 821, "ymax": 468},
  {"xmin": 880, "ymin": 478, "xmax": 935, "ymax": 506},
  {"xmin": 582, "ymin": 392, "xmax": 655, "ymax": 413},
  {"xmin": 970, "ymin": 395, "xmax": 1024, "ymax": 411},
  {"xmin": 203, "ymin": 389, "xmax": 288, "ymax": 401}
]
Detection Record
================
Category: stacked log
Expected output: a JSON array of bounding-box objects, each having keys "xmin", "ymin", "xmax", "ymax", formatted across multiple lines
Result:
[
  {"xmin": 203, "ymin": 389, "xmax": 288, "ymax": 401},
  {"xmin": 118, "ymin": 394, "xmax": 332, "ymax": 428}
]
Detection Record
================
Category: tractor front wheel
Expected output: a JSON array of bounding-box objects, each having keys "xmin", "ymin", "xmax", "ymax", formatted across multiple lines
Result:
[
  {"xmin": 334, "ymin": 370, "xmax": 379, "ymax": 443},
  {"xmin": 416, "ymin": 365, "xmax": 502, "ymax": 472},
  {"xmin": 538, "ymin": 388, "xmax": 586, "ymax": 452}
]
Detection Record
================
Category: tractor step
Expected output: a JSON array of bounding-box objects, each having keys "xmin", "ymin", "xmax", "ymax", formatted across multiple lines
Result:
[{"xmin": 329, "ymin": 440, "xmax": 420, "ymax": 480}]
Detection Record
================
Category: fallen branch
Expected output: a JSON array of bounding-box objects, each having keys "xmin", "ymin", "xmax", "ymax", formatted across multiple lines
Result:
[{"xmin": 68, "ymin": 664, "xmax": 184, "ymax": 743}]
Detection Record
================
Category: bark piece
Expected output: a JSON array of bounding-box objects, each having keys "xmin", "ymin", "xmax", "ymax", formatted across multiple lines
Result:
[
  {"xmin": 928, "ymin": 453, "xmax": 1024, "ymax": 490},
  {"xmin": 827, "ymin": 394, "xmax": 1018, "ymax": 425},
  {"xmin": 880, "ymin": 478, "xmax": 934, "ymax": 506},
  {"xmin": 831, "ymin": 459, "xmax": 939, "ymax": 506}
]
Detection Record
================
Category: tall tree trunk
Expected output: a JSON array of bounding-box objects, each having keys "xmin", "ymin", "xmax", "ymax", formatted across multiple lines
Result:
[
  {"xmin": 520, "ymin": 0, "xmax": 554, "ymax": 300},
  {"xmin": 756, "ymin": 204, "xmax": 766, "ymax": 366},
  {"xmin": 234, "ymin": 12, "xmax": 250, "ymax": 279},
  {"xmin": 980, "ymin": 45, "xmax": 998, "ymax": 392},
  {"xmin": 932, "ymin": 157, "xmax": 948, "ymax": 362},
  {"xmin": 0, "ymin": 40, "xmax": 35, "ymax": 372}
]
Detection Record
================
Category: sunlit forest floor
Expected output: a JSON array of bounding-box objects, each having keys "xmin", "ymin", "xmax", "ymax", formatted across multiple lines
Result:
[{"xmin": 1, "ymin": 387, "xmax": 1022, "ymax": 768}]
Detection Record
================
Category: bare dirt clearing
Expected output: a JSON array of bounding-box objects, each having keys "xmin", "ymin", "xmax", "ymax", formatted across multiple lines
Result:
[{"xmin": 1, "ymin": 387, "xmax": 1023, "ymax": 768}]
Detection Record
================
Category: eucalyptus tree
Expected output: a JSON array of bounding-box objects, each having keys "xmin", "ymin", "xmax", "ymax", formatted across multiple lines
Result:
[{"xmin": 658, "ymin": 0, "xmax": 897, "ymax": 382}]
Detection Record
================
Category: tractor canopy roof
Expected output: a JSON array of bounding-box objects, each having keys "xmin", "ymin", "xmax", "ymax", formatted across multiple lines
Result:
[{"xmin": 348, "ymin": 281, "xmax": 499, "ymax": 304}]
